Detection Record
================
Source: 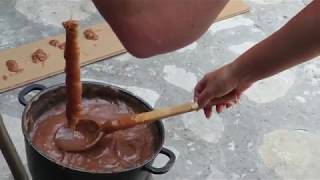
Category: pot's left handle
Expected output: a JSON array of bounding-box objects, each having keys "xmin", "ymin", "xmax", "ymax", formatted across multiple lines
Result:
[
  {"xmin": 0, "ymin": 114, "xmax": 30, "ymax": 180},
  {"xmin": 144, "ymin": 147, "xmax": 176, "ymax": 175},
  {"xmin": 18, "ymin": 84, "xmax": 46, "ymax": 106}
]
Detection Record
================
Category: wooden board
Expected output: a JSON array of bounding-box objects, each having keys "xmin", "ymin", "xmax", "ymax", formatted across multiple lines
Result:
[
  {"xmin": 0, "ymin": 23, "xmax": 126, "ymax": 93},
  {"xmin": 217, "ymin": 0, "xmax": 250, "ymax": 21},
  {"xmin": 0, "ymin": 0, "xmax": 249, "ymax": 93}
]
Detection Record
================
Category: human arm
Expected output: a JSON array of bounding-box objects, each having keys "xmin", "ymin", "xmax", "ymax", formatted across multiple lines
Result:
[
  {"xmin": 92, "ymin": 0, "xmax": 228, "ymax": 58},
  {"xmin": 195, "ymin": 0, "xmax": 320, "ymax": 118}
]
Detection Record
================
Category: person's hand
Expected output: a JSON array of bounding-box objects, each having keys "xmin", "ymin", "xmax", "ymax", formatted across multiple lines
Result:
[{"xmin": 194, "ymin": 63, "xmax": 251, "ymax": 118}]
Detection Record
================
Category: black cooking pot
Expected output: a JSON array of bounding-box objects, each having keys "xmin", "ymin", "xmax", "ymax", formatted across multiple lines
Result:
[{"xmin": 16, "ymin": 82, "xmax": 175, "ymax": 180}]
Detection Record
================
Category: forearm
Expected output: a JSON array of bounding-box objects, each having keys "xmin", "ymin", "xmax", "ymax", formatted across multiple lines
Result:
[
  {"xmin": 92, "ymin": 0, "xmax": 228, "ymax": 58},
  {"xmin": 232, "ymin": 0, "xmax": 320, "ymax": 84}
]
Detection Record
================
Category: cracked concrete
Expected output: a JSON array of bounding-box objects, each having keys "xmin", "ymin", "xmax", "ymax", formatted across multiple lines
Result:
[{"xmin": 1, "ymin": 0, "xmax": 319, "ymax": 180}]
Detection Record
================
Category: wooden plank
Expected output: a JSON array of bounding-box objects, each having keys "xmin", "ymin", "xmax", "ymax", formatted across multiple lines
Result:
[
  {"xmin": 217, "ymin": 0, "xmax": 250, "ymax": 21},
  {"xmin": 0, "ymin": 23, "xmax": 126, "ymax": 93}
]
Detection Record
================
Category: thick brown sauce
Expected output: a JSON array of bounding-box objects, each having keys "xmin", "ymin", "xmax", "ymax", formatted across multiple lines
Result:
[
  {"xmin": 2, "ymin": 75, "xmax": 8, "ymax": 81},
  {"xmin": 63, "ymin": 20, "xmax": 82, "ymax": 128},
  {"xmin": 31, "ymin": 99, "xmax": 158, "ymax": 172},
  {"xmin": 6, "ymin": 60, "xmax": 23, "ymax": 73},
  {"xmin": 49, "ymin": 39, "xmax": 65, "ymax": 50},
  {"xmin": 58, "ymin": 42, "xmax": 66, "ymax": 50},
  {"xmin": 83, "ymin": 29, "xmax": 99, "ymax": 40},
  {"xmin": 31, "ymin": 49, "xmax": 48, "ymax": 64},
  {"xmin": 49, "ymin": 39, "xmax": 60, "ymax": 47}
]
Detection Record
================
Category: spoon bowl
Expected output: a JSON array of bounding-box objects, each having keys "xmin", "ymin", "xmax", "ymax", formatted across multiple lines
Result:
[
  {"xmin": 54, "ymin": 120, "xmax": 103, "ymax": 152},
  {"xmin": 54, "ymin": 102, "xmax": 198, "ymax": 152}
]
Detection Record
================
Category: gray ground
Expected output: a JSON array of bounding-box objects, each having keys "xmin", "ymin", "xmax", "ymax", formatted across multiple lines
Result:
[{"xmin": 1, "ymin": 0, "xmax": 320, "ymax": 180}]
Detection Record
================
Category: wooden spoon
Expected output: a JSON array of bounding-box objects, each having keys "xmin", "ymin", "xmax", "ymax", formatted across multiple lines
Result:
[{"xmin": 55, "ymin": 102, "xmax": 198, "ymax": 152}]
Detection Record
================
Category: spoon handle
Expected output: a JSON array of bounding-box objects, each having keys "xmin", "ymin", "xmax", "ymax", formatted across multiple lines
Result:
[{"xmin": 134, "ymin": 102, "xmax": 199, "ymax": 124}]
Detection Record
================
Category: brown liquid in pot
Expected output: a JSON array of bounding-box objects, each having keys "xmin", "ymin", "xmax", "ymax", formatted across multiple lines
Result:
[{"xmin": 31, "ymin": 98, "xmax": 158, "ymax": 172}]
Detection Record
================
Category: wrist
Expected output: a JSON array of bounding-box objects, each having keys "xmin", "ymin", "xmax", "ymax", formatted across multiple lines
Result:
[
  {"xmin": 228, "ymin": 60, "xmax": 252, "ymax": 87},
  {"xmin": 223, "ymin": 63, "xmax": 239, "ymax": 89}
]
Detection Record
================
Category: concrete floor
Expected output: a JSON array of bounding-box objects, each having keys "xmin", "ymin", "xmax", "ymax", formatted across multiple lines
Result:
[{"xmin": 1, "ymin": 0, "xmax": 319, "ymax": 180}]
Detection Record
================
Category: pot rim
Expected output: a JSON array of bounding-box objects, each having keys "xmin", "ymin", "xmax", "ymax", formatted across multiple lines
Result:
[{"xmin": 21, "ymin": 81, "xmax": 165, "ymax": 174}]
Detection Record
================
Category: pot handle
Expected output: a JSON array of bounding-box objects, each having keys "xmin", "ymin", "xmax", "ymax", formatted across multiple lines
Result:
[
  {"xmin": 144, "ymin": 147, "xmax": 176, "ymax": 175},
  {"xmin": 18, "ymin": 84, "xmax": 46, "ymax": 106},
  {"xmin": 0, "ymin": 114, "xmax": 30, "ymax": 180}
]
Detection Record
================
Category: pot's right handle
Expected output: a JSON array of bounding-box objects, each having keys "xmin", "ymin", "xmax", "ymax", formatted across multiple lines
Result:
[
  {"xmin": 0, "ymin": 114, "xmax": 29, "ymax": 180},
  {"xmin": 18, "ymin": 84, "xmax": 46, "ymax": 106},
  {"xmin": 144, "ymin": 147, "xmax": 176, "ymax": 175}
]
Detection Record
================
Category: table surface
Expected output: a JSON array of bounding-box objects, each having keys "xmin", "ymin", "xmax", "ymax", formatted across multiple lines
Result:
[{"xmin": 1, "ymin": 0, "xmax": 319, "ymax": 180}]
